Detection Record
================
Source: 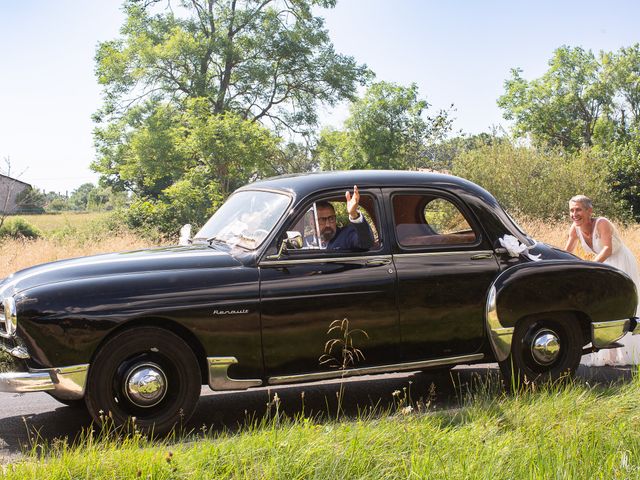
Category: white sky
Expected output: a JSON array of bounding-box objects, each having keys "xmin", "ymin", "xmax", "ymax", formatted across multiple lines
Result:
[{"xmin": 0, "ymin": 0, "xmax": 638, "ymax": 193}]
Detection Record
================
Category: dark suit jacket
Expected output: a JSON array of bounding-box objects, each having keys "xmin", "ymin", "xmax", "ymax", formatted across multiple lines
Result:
[{"xmin": 327, "ymin": 219, "xmax": 374, "ymax": 251}]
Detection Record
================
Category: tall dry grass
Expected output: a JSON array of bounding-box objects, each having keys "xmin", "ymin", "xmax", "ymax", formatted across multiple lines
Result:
[
  {"xmin": 0, "ymin": 234, "xmax": 153, "ymax": 278},
  {"xmin": 1, "ymin": 218, "xmax": 639, "ymax": 278}
]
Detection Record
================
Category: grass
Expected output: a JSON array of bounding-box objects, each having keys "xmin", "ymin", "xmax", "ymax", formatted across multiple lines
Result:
[
  {"xmin": 10, "ymin": 212, "xmax": 110, "ymax": 234},
  {"xmin": 1, "ymin": 374, "xmax": 639, "ymax": 478}
]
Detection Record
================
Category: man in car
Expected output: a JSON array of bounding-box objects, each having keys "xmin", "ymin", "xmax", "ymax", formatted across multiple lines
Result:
[{"xmin": 316, "ymin": 185, "xmax": 373, "ymax": 251}]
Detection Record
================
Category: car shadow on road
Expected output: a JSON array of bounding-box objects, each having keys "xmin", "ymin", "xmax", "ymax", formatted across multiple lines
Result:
[{"xmin": 1, "ymin": 363, "xmax": 635, "ymax": 461}]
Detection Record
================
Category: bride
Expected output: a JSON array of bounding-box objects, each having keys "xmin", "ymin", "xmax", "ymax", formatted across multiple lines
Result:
[{"xmin": 565, "ymin": 194, "xmax": 640, "ymax": 366}]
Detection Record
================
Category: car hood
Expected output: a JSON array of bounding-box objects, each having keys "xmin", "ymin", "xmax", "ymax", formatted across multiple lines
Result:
[{"xmin": 0, "ymin": 244, "xmax": 242, "ymax": 297}]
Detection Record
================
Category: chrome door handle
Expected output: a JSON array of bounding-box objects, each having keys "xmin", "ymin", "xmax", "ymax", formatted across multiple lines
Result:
[
  {"xmin": 365, "ymin": 258, "xmax": 392, "ymax": 266},
  {"xmin": 470, "ymin": 253, "xmax": 494, "ymax": 260}
]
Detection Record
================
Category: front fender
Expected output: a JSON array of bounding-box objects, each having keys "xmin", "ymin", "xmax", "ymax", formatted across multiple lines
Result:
[{"xmin": 486, "ymin": 260, "xmax": 638, "ymax": 361}]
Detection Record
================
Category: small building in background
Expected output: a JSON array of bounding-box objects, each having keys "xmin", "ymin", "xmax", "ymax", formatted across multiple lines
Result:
[{"xmin": 0, "ymin": 174, "xmax": 32, "ymax": 214}]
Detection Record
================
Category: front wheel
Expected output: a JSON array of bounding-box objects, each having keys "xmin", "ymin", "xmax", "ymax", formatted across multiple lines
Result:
[
  {"xmin": 499, "ymin": 315, "xmax": 583, "ymax": 388},
  {"xmin": 84, "ymin": 327, "xmax": 201, "ymax": 435}
]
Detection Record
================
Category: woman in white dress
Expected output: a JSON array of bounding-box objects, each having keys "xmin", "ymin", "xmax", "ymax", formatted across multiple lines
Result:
[{"xmin": 564, "ymin": 194, "xmax": 640, "ymax": 366}]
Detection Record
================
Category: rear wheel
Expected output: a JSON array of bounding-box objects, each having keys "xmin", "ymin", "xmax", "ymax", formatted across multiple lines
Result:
[
  {"xmin": 499, "ymin": 315, "xmax": 582, "ymax": 387},
  {"xmin": 84, "ymin": 327, "xmax": 201, "ymax": 435}
]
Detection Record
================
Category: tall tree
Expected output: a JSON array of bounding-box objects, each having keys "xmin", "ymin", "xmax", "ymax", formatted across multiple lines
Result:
[
  {"xmin": 498, "ymin": 46, "xmax": 612, "ymax": 151},
  {"xmin": 92, "ymin": 0, "xmax": 369, "ymax": 234},
  {"xmin": 317, "ymin": 81, "xmax": 452, "ymax": 171},
  {"xmin": 94, "ymin": 0, "xmax": 369, "ymax": 134}
]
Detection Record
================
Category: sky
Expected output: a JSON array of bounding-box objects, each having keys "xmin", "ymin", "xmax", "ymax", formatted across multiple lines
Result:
[{"xmin": 0, "ymin": 0, "xmax": 638, "ymax": 194}]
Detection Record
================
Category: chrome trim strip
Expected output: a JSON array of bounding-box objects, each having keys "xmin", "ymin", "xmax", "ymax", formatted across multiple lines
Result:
[
  {"xmin": 207, "ymin": 357, "xmax": 262, "ymax": 391},
  {"xmin": 393, "ymin": 250, "xmax": 495, "ymax": 258},
  {"xmin": 267, "ymin": 353, "xmax": 485, "ymax": 385},
  {"xmin": 592, "ymin": 319, "xmax": 631, "ymax": 348},
  {"xmin": 260, "ymin": 254, "xmax": 392, "ymax": 267},
  {"xmin": 485, "ymin": 285, "xmax": 513, "ymax": 362},
  {"xmin": 0, "ymin": 364, "xmax": 88, "ymax": 398}
]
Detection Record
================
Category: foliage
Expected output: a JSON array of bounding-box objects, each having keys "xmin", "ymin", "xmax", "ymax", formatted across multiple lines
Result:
[
  {"xmin": 94, "ymin": 0, "xmax": 368, "ymax": 135},
  {"xmin": 106, "ymin": 106, "xmax": 281, "ymax": 237},
  {"xmin": 452, "ymin": 142, "xmax": 625, "ymax": 221},
  {"xmin": 318, "ymin": 81, "xmax": 453, "ymax": 170},
  {"xmin": 92, "ymin": 0, "xmax": 371, "ymax": 238},
  {"xmin": 498, "ymin": 44, "xmax": 640, "ymax": 151},
  {"xmin": 14, "ymin": 187, "xmax": 46, "ymax": 214},
  {"xmin": 0, "ymin": 217, "xmax": 41, "ymax": 240},
  {"xmin": 5, "ymin": 375, "xmax": 640, "ymax": 478},
  {"xmin": 498, "ymin": 46, "xmax": 613, "ymax": 151},
  {"xmin": 606, "ymin": 129, "xmax": 640, "ymax": 221}
]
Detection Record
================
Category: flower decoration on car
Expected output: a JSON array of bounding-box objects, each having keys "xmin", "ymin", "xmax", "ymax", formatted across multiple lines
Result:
[{"xmin": 499, "ymin": 234, "xmax": 541, "ymax": 262}]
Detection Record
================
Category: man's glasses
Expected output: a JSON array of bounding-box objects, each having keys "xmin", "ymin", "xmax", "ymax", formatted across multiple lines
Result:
[{"xmin": 318, "ymin": 215, "xmax": 336, "ymax": 223}]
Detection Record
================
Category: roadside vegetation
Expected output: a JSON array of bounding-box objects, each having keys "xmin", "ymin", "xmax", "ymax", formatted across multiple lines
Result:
[{"xmin": 1, "ymin": 372, "xmax": 639, "ymax": 478}]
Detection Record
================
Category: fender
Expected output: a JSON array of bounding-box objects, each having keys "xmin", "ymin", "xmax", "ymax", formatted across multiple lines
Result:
[{"xmin": 486, "ymin": 260, "xmax": 638, "ymax": 361}]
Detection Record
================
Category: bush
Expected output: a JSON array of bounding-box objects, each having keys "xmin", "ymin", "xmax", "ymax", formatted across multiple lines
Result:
[
  {"xmin": 452, "ymin": 142, "xmax": 627, "ymax": 221},
  {"xmin": 0, "ymin": 217, "xmax": 41, "ymax": 239}
]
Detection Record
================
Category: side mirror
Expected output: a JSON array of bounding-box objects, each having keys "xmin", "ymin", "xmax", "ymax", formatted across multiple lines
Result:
[
  {"xmin": 179, "ymin": 224, "xmax": 192, "ymax": 245},
  {"xmin": 285, "ymin": 231, "xmax": 303, "ymax": 249},
  {"xmin": 267, "ymin": 231, "xmax": 303, "ymax": 260}
]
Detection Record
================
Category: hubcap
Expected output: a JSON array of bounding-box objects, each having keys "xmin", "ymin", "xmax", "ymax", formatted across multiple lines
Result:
[
  {"xmin": 530, "ymin": 329, "xmax": 561, "ymax": 366},
  {"xmin": 124, "ymin": 362, "xmax": 168, "ymax": 408}
]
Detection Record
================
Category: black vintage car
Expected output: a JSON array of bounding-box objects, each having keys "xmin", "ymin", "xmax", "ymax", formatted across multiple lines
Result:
[{"xmin": 1, "ymin": 170, "xmax": 638, "ymax": 433}]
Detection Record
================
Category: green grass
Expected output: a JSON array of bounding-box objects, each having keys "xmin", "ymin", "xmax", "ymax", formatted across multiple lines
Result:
[
  {"xmin": 3, "ymin": 373, "xmax": 640, "ymax": 479},
  {"xmin": 11, "ymin": 212, "xmax": 109, "ymax": 235}
]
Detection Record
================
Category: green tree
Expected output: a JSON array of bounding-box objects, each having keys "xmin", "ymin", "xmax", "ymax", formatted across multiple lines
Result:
[
  {"xmin": 498, "ymin": 46, "xmax": 613, "ymax": 151},
  {"xmin": 93, "ymin": 0, "xmax": 369, "ymax": 235},
  {"xmin": 94, "ymin": 0, "xmax": 368, "ymax": 135},
  {"xmin": 318, "ymin": 81, "xmax": 452, "ymax": 170}
]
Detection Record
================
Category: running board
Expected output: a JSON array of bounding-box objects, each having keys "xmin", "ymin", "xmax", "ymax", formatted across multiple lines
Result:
[{"xmin": 268, "ymin": 353, "xmax": 485, "ymax": 386}]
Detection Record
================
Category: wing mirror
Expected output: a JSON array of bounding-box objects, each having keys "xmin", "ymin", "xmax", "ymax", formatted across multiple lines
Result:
[{"xmin": 268, "ymin": 231, "xmax": 303, "ymax": 259}]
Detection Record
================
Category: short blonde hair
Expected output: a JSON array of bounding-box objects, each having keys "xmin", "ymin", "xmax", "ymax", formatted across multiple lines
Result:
[{"xmin": 570, "ymin": 195, "xmax": 593, "ymax": 209}]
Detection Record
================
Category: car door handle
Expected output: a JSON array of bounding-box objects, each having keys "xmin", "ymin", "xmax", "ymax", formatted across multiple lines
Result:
[
  {"xmin": 365, "ymin": 258, "xmax": 392, "ymax": 266},
  {"xmin": 470, "ymin": 253, "xmax": 494, "ymax": 260}
]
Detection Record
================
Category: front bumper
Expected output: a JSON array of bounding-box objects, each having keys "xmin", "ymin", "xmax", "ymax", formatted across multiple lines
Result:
[{"xmin": 0, "ymin": 364, "xmax": 89, "ymax": 400}]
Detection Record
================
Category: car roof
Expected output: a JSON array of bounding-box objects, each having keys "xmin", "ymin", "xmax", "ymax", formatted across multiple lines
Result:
[{"xmin": 238, "ymin": 170, "xmax": 490, "ymax": 200}]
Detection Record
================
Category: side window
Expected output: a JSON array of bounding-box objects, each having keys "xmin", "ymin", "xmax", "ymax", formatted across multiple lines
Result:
[
  {"xmin": 393, "ymin": 194, "xmax": 477, "ymax": 247},
  {"xmin": 285, "ymin": 193, "xmax": 381, "ymax": 252}
]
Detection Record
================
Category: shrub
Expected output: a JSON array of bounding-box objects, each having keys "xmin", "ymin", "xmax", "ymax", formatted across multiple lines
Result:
[
  {"xmin": 452, "ymin": 142, "xmax": 627, "ymax": 221},
  {"xmin": 0, "ymin": 217, "xmax": 41, "ymax": 239}
]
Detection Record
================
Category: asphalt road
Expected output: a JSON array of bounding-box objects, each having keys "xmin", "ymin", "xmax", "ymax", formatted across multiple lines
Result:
[{"xmin": 0, "ymin": 364, "xmax": 634, "ymax": 464}]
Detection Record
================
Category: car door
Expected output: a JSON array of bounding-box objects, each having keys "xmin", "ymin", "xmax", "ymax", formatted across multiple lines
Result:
[
  {"xmin": 386, "ymin": 189, "xmax": 500, "ymax": 361},
  {"xmin": 258, "ymin": 188, "xmax": 400, "ymax": 379}
]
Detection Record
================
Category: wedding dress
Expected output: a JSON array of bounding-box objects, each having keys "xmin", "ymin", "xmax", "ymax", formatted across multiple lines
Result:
[{"xmin": 577, "ymin": 218, "xmax": 640, "ymax": 366}]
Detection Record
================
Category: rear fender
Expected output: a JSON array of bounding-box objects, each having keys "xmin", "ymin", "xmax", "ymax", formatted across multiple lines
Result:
[{"xmin": 486, "ymin": 260, "xmax": 638, "ymax": 361}]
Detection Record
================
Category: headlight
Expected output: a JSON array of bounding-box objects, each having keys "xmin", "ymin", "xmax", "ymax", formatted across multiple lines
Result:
[{"xmin": 1, "ymin": 296, "xmax": 17, "ymax": 336}]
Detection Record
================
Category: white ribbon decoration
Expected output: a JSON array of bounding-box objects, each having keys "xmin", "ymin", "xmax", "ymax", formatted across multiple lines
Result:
[{"xmin": 499, "ymin": 234, "xmax": 541, "ymax": 262}]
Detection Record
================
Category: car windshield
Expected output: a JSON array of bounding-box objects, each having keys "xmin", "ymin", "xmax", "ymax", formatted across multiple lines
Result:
[{"xmin": 194, "ymin": 190, "xmax": 291, "ymax": 250}]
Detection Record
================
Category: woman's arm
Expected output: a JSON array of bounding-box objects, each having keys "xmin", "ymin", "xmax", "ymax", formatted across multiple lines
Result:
[
  {"xmin": 564, "ymin": 224, "xmax": 578, "ymax": 253},
  {"xmin": 593, "ymin": 218, "xmax": 614, "ymax": 263}
]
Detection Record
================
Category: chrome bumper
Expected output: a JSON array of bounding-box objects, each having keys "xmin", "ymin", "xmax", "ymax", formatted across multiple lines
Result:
[
  {"xmin": 0, "ymin": 364, "xmax": 89, "ymax": 399},
  {"xmin": 592, "ymin": 318, "xmax": 637, "ymax": 348}
]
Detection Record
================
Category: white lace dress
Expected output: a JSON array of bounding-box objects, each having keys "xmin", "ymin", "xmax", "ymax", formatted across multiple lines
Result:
[{"xmin": 578, "ymin": 218, "xmax": 640, "ymax": 366}]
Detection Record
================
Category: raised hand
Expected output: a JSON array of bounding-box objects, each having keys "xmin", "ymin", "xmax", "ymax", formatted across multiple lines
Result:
[{"xmin": 345, "ymin": 185, "xmax": 360, "ymax": 220}]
